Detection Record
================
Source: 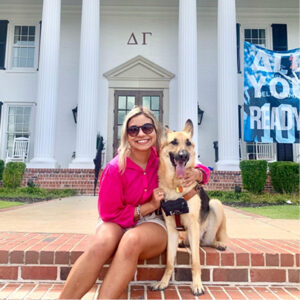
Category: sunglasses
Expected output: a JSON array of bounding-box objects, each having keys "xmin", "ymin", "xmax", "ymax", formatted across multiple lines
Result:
[{"xmin": 127, "ymin": 123, "xmax": 155, "ymax": 137}]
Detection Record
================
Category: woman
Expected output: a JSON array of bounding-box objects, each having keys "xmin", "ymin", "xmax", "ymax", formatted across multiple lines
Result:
[{"xmin": 59, "ymin": 106, "xmax": 209, "ymax": 299}]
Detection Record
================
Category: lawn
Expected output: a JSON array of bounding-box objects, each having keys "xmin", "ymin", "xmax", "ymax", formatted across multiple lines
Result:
[
  {"xmin": 0, "ymin": 200, "xmax": 24, "ymax": 209},
  {"xmin": 0, "ymin": 186, "xmax": 77, "ymax": 209},
  {"xmin": 238, "ymin": 205, "xmax": 300, "ymax": 219},
  {"xmin": 206, "ymin": 190, "xmax": 299, "ymax": 219}
]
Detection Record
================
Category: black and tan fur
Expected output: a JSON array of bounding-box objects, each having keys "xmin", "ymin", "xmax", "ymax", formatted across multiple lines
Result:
[{"xmin": 152, "ymin": 119, "xmax": 228, "ymax": 296}]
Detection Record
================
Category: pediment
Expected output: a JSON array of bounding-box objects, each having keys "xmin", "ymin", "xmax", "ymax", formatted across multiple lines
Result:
[{"xmin": 104, "ymin": 55, "xmax": 174, "ymax": 81}]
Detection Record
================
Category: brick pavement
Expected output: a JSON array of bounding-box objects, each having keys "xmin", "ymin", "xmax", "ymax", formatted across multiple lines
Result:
[{"xmin": 0, "ymin": 283, "xmax": 299, "ymax": 299}]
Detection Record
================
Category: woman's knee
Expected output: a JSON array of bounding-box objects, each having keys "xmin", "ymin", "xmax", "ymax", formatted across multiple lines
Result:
[
  {"xmin": 117, "ymin": 230, "xmax": 143, "ymax": 257},
  {"xmin": 86, "ymin": 224, "xmax": 123, "ymax": 259}
]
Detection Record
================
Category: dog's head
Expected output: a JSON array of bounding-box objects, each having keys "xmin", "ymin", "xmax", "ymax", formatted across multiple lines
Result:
[{"xmin": 160, "ymin": 119, "xmax": 196, "ymax": 179}]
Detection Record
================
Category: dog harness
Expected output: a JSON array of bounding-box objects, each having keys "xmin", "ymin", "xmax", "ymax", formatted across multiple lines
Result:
[
  {"xmin": 175, "ymin": 187, "xmax": 198, "ymax": 230},
  {"xmin": 161, "ymin": 187, "xmax": 198, "ymax": 231}
]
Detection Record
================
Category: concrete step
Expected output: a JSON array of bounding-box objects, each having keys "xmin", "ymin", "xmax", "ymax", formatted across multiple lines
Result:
[
  {"xmin": 1, "ymin": 282, "xmax": 300, "ymax": 299},
  {"xmin": 0, "ymin": 232, "xmax": 299, "ymax": 286}
]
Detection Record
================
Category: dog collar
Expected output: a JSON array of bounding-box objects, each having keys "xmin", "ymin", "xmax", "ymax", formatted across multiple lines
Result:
[{"xmin": 175, "ymin": 186, "xmax": 198, "ymax": 201}]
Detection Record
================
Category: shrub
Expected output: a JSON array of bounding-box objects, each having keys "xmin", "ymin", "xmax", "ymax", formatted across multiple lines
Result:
[
  {"xmin": 0, "ymin": 160, "xmax": 4, "ymax": 180},
  {"xmin": 269, "ymin": 162, "xmax": 299, "ymax": 193},
  {"xmin": 2, "ymin": 162, "xmax": 26, "ymax": 188},
  {"xmin": 240, "ymin": 160, "xmax": 268, "ymax": 194}
]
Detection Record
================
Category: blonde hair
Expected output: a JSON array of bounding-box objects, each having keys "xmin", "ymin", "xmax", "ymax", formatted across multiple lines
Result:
[{"xmin": 118, "ymin": 106, "xmax": 162, "ymax": 173}]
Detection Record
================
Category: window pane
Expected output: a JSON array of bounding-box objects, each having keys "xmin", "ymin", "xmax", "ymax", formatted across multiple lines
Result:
[
  {"xmin": 118, "ymin": 96, "xmax": 126, "ymax": 109},
  {"xmin": 252, "ymin": 29, "xmax": 258, "ymax": 38},
  {"xmin": 21, "ymin": 26, "xmax": 28, "ymax": 35},
  {"xmin": 14, "ymin": 26, "xmax": 21, "ymax": 35},
  {"xmin": 154, "ymin": 111, "xmax": 159, "ymax": 120},
  {"xmin": 245, "ymin": 29, "xmax": 251, "ymax": 39},
  {"xmin": 259, "ymin": 29, "xmax": 265, "ymax": 39},
  {"xmin": 127, "ymin": 97, "xmax": 135, "ymax": 109},
  {"xmin": 118, "ymin": 110, "xmax": 126, "ymax": 125},
  {"xmin": 117, "ymin": 125, "xmax": 122, "ymax": 139},
  {"xmin": 19, "ymin": 58, "xmax": 27, "ymax": 67},
  {"xmin": 142, "ymin": 96, "xmax": 150, "ymax": 109},
  {"xmin": 29, "ymin": 26, "xmax": 35, "ymax": 35},
  {"xmin": 151, "ymin": 96, "xmax": 159, "ymax": 110},
  {"xmin": 20, "ymin": 47, "xmax": 28, "ymax": 58}
]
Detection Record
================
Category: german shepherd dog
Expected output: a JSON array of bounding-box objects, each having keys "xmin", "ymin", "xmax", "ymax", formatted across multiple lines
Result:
[{"xmin": 152, "ymin": 119, "xmax": 228, "ymax": 296}]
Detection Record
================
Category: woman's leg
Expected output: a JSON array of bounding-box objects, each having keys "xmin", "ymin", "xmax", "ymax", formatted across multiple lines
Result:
[
  {"xmin": 97, "ymin": 223, "xmax": 167, "ymax": 299},
  {"xmin": 59, "ymin": 222, "xmax": 124, "ymax": 299}
]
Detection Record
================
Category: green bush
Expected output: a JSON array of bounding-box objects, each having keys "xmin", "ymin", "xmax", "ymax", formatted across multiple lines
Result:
[
  {"xmin": 0, "ymin": 160, "xmax": 4, "ymax": 180},
  {"xmin": 269, "ymin": 162, "xmax": 299, "ymax": 193},
  {"xmin": 2, "ymin": 162, "xmax": 26, "ymax": 188},
  {"xmin": 240, "ymin": 160, "xmax": 268, "ymax": 194}
]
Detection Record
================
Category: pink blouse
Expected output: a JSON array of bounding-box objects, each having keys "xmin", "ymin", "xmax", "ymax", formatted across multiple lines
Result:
[{"xmin": 98, "ymin": 148, "xmax": 210, "ymax": 228}]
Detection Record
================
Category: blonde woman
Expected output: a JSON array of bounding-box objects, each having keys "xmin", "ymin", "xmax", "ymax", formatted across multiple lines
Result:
[{"xmin": 59, "ymin": 106, "xmax": 209, "ymax": 299}]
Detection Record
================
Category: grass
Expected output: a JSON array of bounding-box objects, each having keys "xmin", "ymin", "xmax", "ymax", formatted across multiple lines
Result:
[
  {"xmin": 206, "ymin": 190, "xmax": 300, "ymax": 219},
  {"xmin": 0, "ymin": 200, "xmax": 23, "ymax": 209},
  {"xmin": 206, "ymin": 190, "xmax": 300, "ymax": 206},
  {"xmin": 0, "ymin": 186, "xmax": 77, "ymax": 209},
  {"xmin": 238, "ymin": 205, "xmax": 300, "ymax": 219}
]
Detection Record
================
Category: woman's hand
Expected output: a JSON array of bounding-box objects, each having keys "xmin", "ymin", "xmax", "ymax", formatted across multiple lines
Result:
[
  {"xmin": 182, "ymin": 169, "xmax": 202, "ymax": 187},
  {"xmin": 150, "ymin": 188, "xmax": 165, "ymax": 210}
]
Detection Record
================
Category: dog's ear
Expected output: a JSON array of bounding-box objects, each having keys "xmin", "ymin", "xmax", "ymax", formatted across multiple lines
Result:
[
  {"xmin": 163, "ymin": 125, "xmax": 172, "ymax": 136},
  {"xmin": 184, "ymin": 119, "xmax": 193, "ymax": 137}
]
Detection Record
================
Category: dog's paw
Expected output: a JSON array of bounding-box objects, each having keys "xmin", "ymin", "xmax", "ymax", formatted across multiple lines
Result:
[
  {"xmin": 151, "ymin": 281, "xmax": 169, "ymax": 291},
  {"xmin": 191, "ymin": 283, "xmax": 205, "ymax": 296},
  {"xmin": 216, "ymin": 242, "xmax": 227, "ymax": 251}
]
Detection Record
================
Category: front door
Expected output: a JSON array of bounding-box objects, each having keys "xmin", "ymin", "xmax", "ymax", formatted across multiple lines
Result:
[{"xmin": 113, "ymin": 90, "xmax": 163, "ymax": 155}]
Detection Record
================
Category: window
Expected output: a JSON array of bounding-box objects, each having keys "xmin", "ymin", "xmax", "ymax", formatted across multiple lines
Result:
[
  {"xmin": 12, "ymin": 25, "xmax": 36, "ymax": 68},
  {"xmin": 6, "ymin": 106, "xmax": 32, "ymax": 156},
  {"xmin": 244, "ymin": 28, "xmax": 266, "ymax": 47},
  {"xmin": 113, "ymin": 90, "xmax": 163, "ymax": 154}
]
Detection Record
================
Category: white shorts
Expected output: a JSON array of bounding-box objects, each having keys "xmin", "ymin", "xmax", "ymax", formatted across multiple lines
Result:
[{"xmin": 96, "ymin": 212, "xmax": 166, "ymax": 232}]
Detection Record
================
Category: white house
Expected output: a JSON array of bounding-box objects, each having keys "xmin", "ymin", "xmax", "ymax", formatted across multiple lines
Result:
[{"xmin": 0, "ymin": 0, "xmax": 299, "ymax": 171}]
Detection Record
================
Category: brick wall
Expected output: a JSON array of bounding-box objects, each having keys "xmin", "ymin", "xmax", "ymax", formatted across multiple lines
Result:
[{"xmin": 22, "ymin": 169, "xmax": 274, "ymax": 195}]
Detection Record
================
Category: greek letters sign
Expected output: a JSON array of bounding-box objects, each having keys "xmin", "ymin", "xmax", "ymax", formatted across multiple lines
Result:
[{"xmin": 243, "ymin": 41, "xmax": 300, "ymax": 143}]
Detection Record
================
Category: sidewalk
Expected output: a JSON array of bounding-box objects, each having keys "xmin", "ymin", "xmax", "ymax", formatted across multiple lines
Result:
[{"xmin": 0, "ymin": 196, "xmax": 299, "ymax": 239}]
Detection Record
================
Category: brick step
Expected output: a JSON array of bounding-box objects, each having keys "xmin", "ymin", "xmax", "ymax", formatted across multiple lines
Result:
[
  {"xmin": 0, "ymin": 232, "xmax": 299, "ymax": 286},
  {"xmin": 1, "ymin": 282, "xmax": 300, "ymax": 300}
]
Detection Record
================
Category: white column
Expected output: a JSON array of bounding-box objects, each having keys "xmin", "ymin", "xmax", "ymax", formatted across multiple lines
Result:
[
  {"xmin": 178, "ymin": 0, "xmax": 199, "ymax": 157},
  {"xmin": 69, "ymin": 0, "xmax": 100, "ymax": 169},
  {"xmin": 28, "ymin": 0, "xmax": 61, "ymax": 168},
  {"xmin": 215, "ymin": 0, "xmax": 240, "ymax": 171}
]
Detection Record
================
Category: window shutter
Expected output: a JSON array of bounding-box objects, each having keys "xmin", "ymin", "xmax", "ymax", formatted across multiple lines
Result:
[
  {"xmin": 272, "ymin": 24, "xmax": 293, "ymax": 161},
  {"xmin": 0, "ymin": 20, "xmax": 8, "ymax": 70},
  {"xmin": 272, "ymin": 24, "xmax": 287, "ymax": 51},
  {"xmin": 236, "ymin": 23, "xmax": 241, "ymax": 73}
]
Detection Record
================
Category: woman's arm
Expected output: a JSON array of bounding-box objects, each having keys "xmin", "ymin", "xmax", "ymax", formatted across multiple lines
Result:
[
  {"xmin": 98, "ymin": 165, "xmax": 136, "ymax": 228},
  {"xmin": 182, "ymin": 164, "xmax": 210, "ymax": 187}
]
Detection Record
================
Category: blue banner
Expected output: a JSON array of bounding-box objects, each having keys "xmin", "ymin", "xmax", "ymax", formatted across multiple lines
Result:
[{"xmin": 244, "ymin": 41, "xmax": 300, "ymax": 143}]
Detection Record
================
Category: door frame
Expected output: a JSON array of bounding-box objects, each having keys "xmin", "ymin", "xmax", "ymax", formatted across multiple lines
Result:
[{"xmin": 104, "ymin": 56, "xmax": 175, "ymax": 163}]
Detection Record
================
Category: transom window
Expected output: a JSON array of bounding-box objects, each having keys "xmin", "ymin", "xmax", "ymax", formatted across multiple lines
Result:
[
  {"xmin": 6, "ymin": 106, "xmax": 31, "ymax": 156},
  {"xmin": 12, "ymin": 25, "xmax": 36, "ymax": 68},
  {"xmin": 113, "ymin": 90, "xmax": 163, "ymax": 154},
  {"xmin": 244, "ymin": 28, "xmax": 266, "ymax": 47}
]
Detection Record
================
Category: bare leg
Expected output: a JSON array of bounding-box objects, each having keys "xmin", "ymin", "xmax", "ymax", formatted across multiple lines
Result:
[
  {"xmin": 59, "ymin": 222, "xmax": 124, "ymax": 299},
  {"xmin": 97, "ymin": 223, "xmax": 167, "ymax": 299}
]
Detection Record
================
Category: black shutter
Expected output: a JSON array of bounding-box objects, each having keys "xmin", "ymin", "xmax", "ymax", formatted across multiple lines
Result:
[
  {"xmin": 272, "ymin": 24, "xmax": 287, "ymax": 51},
  {"xmin": 272, "ymin": 24, "xmax": 293, "ymax": 161},
  {"xmin": 0, "ymin": 20, "xmax": 8, "ymax": 70},
  {"xmin": 236, "ymin": 23, "xmax": 241, "ymax": 73}
]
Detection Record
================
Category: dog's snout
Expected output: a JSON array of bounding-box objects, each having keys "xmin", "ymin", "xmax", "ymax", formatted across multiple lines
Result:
[{"xmin": 177, "ymin": 150, "xmax": 189, "ymax": 162}]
